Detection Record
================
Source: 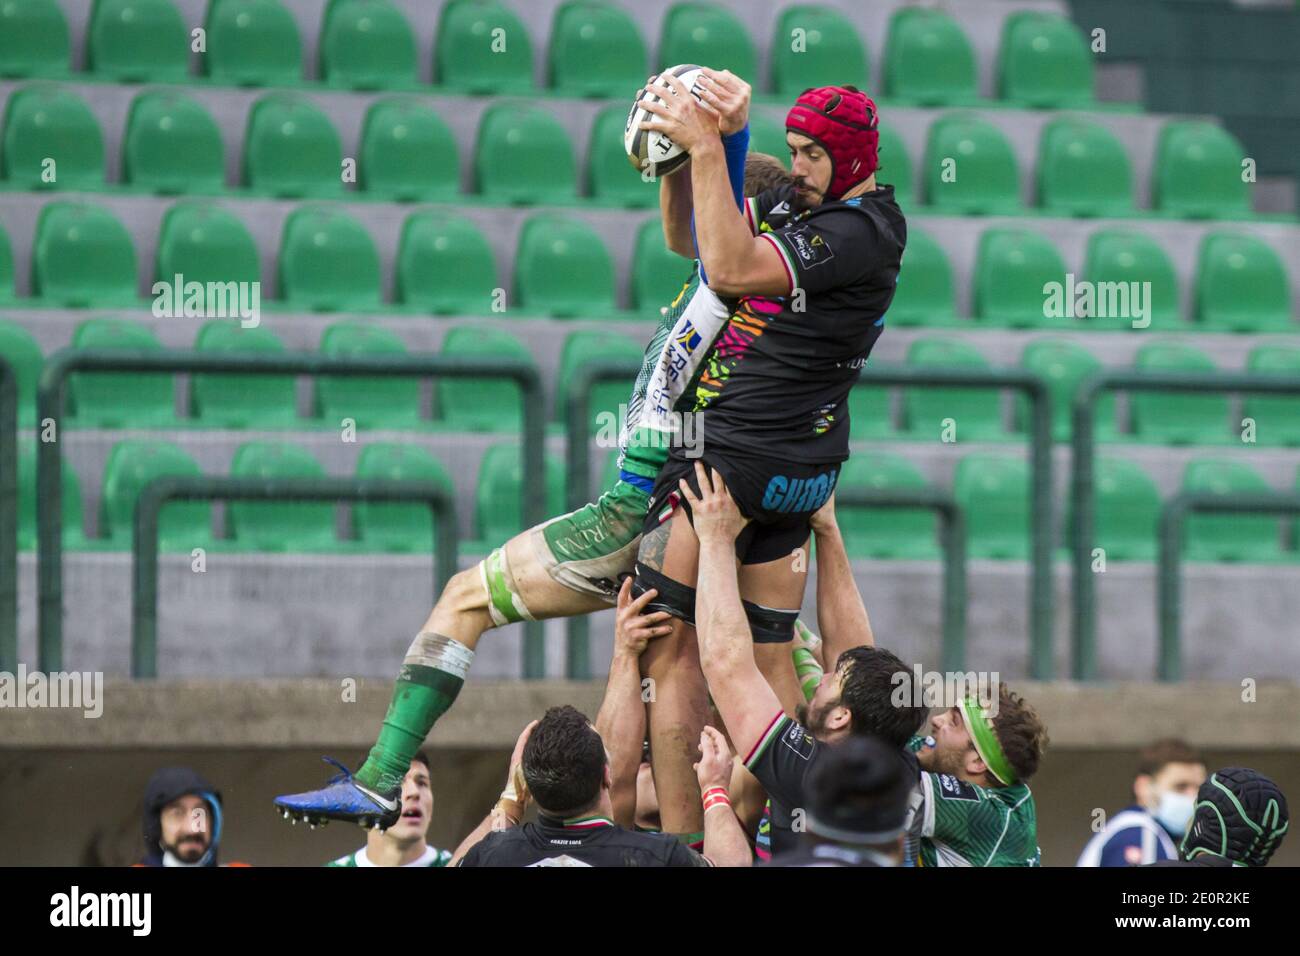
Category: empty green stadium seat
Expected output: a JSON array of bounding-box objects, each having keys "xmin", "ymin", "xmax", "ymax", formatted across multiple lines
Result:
[
  {"xmin": 589, "ymin": 106, "xmax": 658, "ymax": 208},
  {"xmin": 17, "ymin": 450, "xmax": 85, "ymax": 550},
  {"xmin": 747, "ymin": 111, "xmax": 791, "ymax": 168},
  {"xmin": 998, "ymin": 12, "xmax": 1093, "ymax": 108},
  {"xmin": 924, "ymin": 115, "xmax": 1020, "ymax": 215},
  {"xmin": 631, "ymin": 218, "xmax": 693, "ymax": 314},
  {"xmin": 770, "ymin": 5, "xmax": 869, "ymax": 96},
  {"xmin": 1037, "ymin": 118, "xmax": 1133, "ymax": 217},
  {"xmin": 475, "ymin": 104, "xmax": 577, "ymax": 204},
  {"xmin": 316, "ymin": 322, "xmax": 420, "ymax": 428},
  {"xmin": 954, "ymin": 454, "xmax": 1029, "ymax": 559},
  {"xmin": 156, "ymin": 202, "xmax": 259, "ymax": 288},
  {"xmin": 883, "ymin": 8, "xmax": 977, "ymax": 105},
  {"xmin": 1, "ymin": 86, "xmax": 105, "ymax": 190},
  {"xmin": 848, "ymin": 380, "xmax": 895, "ymax": 440},
  {"xmin": 0, "ymin": 223, "xmax": 13, "ymax": 300},
  {"xmin": 320, "ymin": 0, "xmax": 417, "ymax": 89},
  {"xmin": 902, "ymin": 339, "xmax": 1004, "ymax": 440},
  {"xmin": 353, "ymin": 442, "xmax": 455, "ymax": 552},
  {"xmin": 973, "ymin": 228, "xmax": 1068, "ymax": 328},
  {"xmin": 395, "ymin": 213, "xmax": 498, "ymax": 314},
  {"xmin": 1131, "ymin": 343, "xmax": 1228, "ymax": 444},
  {"xmin": 836, "ymin": 453, "xmax": 938, "ymax": 559},
  {"xmin": 876, "ymin": 124, "xmax": 912, "ymax": 208},
  {"xmin": 472, "ymin": 441, "xmax": 564, "ymax": 548},
  {"xmin": 1153, "ymin": 121, "xmax": 1250, "ymax": 220},
  {"xmin": 204, "ymin": 0, "xmax": 303, "ymax": 87},
  {"xmin": 549, "ymin": 1, "xmax": 647, "ymax": 97},
  {"xmin": 1081, "ymin": 229, "xmax": 1182, "ymax": 330},
  {"xmin": 1070, "ymin": 456, "xmax": 1160, "ymax": 562},
  {"xmin": 32, "ymin": 203, "xmax": 137, "ymax": 307},
  {"xmin": 0, "ymin": 0, "xmax": 70, "ymax": 78},
  {"xmin": 191, "ymin": 321, "xmax": 297, "ymax": 428},
  {"xmin": 358, "ymin": 99, "xmax": 459, "ymax": 201},
  {"xmin": 1017, "ymin": 339, "xmax": 1110, "ymax": 443},
  {"xmin": 99, "ymin": 440, "xmax": 211, "ymax": 550},
  {"xmin": 1243, "ymin": 347, "xmax": 1300, "ymax": 447},
  {"xmin": 437, "ymin": 325, "xmax": 533, "ymax": 432},
  {"xmin": 278, "ymin": 207, "xmax": 381, "ymax": 311},
  {"xmin": 1182, "ymin": 459, "xmax": 1283, "ymax": 562},
  {"xmin": 436, "ymin": 0, "xmax": 533, "ymax": 94},
  {"xmin": 227, "ymin": 442, "xmax": 337, "ymax": 551},
  {"xmin": 514, "ymin": 215, "xmax": 616, "ymax": 317},
  {"xmin": 0, "ymin": 319, "xmax": 42, "ymax": 424},
  {"xmin": 556, "ymin": 330, "xmax": 643, "ymax": 431},
  {"xmin": 659, "ymin": 3, "xmax": 757, "ymax": 81},
  {"xmin": 122, "ymin": 92, "xmax": 226, "ymax": 194},
  {"xmin": 68, "ymin": 318, "xmax": 173, "ymax": 427},
  {"xmin": 1195, "ymin": 232, "xmax": 1292, "ymax": 333},
  {"xmin": 87, "ymin": 0, "xmax": 189, "ymax": 82},
  {"xmin": 887, "ymin": 226, "xmax": 953, "ymax": 327},
  {"xmin": 243, "ymin": 94, "xmax": 343, "ymax": 198}
]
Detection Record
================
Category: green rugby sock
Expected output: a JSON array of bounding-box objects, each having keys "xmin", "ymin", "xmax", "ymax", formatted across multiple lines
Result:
[{"xmin": 355, "ymin": 634, "xmax": 474, "ymax": 794}]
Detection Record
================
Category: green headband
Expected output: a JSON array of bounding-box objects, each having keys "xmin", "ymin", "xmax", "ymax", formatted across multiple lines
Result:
[{"xmin": 958, "ymin": 696, "xmax": 1016, "ymax": 786}]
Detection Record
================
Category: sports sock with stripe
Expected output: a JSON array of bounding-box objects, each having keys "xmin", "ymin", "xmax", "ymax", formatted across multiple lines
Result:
[{"xmin": 355, "ymin": 633, "xmax": 474, "ymax": 794}]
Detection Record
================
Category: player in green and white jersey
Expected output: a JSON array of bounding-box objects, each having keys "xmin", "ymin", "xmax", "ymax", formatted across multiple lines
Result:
[
  {"xmin": 274, "ymin": 81, "xmax": 796, "ymax": 828},
  {"xmin": 324, "ymin": 755, "xmax": 453, "ymax": 867},
  {"xmin": 907, "ymin": 691, "xmax": 1049, "ymax": 867}
]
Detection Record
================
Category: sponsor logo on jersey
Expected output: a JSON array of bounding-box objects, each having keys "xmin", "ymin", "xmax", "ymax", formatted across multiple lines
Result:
[
  {"xmin": 675, "ymin": 321, "xmax": 702, "ymax": 353},
  {"xmin": 784, "ymin": 225, "xmax": 835, "ymax": 268},
  {"xmin": 780, "ymin": 721, "xmax": 817, "ymax": 761},
  {"xmin": 937, "ymin": 774, "xmax": 979, "ymax": 802}
]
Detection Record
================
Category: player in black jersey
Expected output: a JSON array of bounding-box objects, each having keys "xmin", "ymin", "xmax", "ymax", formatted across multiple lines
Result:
[
  {"xmin": 632, "ymin": 77, "xmax": 907, "ymax": 843},
  {"xmin": 452, "ymin": 704, "xmax": 750, "ymax": 867},
  {"xmin": 769, "ymin": 735, "xmax": 913, "ymax": 868}
]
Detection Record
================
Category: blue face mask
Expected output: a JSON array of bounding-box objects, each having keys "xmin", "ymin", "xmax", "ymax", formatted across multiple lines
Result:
[{"xmin": 1154, "ymin": 790, "xmax": 1196, "ymax": 836}]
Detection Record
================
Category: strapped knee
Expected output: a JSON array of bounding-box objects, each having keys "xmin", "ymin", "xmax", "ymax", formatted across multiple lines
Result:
[{"xmin": 480, "ymin": 547, "xmax": 535, "ymax": 626}]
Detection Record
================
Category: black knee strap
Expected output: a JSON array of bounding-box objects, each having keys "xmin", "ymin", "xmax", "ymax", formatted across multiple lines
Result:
[
  {"xmin": 632, "ymin": 563, "xmax": 696, "ymax": 625},
  {"xmin": 743, "ymin": 601, "xmax": 800, "ymax": 644}
]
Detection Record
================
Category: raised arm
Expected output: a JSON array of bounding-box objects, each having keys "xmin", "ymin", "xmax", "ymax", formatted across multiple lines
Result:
[
  {"xmin": 659, "ymin": 159, "xmax": 696, "ymax": 258},
  {"xmin": 639, "ymin": 70, "xmax": 788, "ymax": 298},
  {"xmin": 679, "ymin": 463, "xmax": 785, "ymax": 763},
  {"xmin": 810, "ymin": 493, "xmax": 875, "ymax": 668},
  {"xmin": 451, "ymin": 720, "xmax": 535, "ymax": 866},
  {"xmin": 595, "ymin": 579, "xmax": 673, "ymax": 827},
  {"xmin": 694, "ymin": 726, "xmax": 752, "ymax": 866}
]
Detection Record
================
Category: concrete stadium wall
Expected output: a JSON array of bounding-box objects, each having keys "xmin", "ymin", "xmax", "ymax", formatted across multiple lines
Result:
[{"xmin": 2, "ymin": 679, "xmax": 1298, "ymax": 866}]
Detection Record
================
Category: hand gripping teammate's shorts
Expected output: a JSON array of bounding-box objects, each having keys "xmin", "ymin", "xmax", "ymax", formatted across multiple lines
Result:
[{"xmin": 630, "ymin": 447, "xmax": 839, "ymax": 643}]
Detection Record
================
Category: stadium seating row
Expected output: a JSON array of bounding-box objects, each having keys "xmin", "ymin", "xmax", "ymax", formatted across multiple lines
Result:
[
  {"xmin": 4, "ymin": 317, "xmax": 1298, "ymax": 445},
  {"xmin": 0, "ymin": 84, "xmax": 1255, "ymax": 219},
  {"xmin": 0, "ymin": 198, "xmax": 1291, "ymax": 330},
  {"xmin": 1, "ymin": 0, "xmax": 1098, "ymax": 106},
  {"xmin": 21, "ymin": 436, "xmax": 1300, "ymax": 563}
]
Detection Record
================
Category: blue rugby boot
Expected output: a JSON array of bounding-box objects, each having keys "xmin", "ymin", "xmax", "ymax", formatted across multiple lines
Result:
[{"xmin": 274, "ymin": 757, "xmax": 401, "ymax": 831}]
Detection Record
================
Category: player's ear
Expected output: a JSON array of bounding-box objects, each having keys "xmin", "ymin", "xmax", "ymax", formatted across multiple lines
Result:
[
  {"xmin": 965, "ymin": 746, "xmax": 989, "ymax": 780},
  {"xmin": 602, "ymin": 762, "xmax": 613, "ymax": 792}
]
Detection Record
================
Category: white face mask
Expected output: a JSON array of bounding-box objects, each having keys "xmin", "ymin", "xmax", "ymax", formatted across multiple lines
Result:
[{"xmin": 1153, "ymin": 790, "xmax": 1196, "ymax": 836}]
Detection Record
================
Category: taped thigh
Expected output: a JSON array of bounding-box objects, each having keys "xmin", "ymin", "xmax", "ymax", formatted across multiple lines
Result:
[
  {"xmin": 480, "ymin": 546, "xmax": 535, "ymax": 627},
  {"xmin": 631, "ymin": 562, "xmax": 697, "ymax": 625},
  {"xmin": 743, "ymin": 600, "xmax": 800, "ymax": 644}
]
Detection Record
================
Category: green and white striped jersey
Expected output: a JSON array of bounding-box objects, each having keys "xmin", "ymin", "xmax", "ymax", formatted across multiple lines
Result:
[
  {"xmin": 618, "ymin": 266, "xmax": 730, "ymax": 481},
  {"xmin": 907, "ymin": 739, "xmax": 1040, "ymax": 867},
  {"xmin": 326, "ymin": 844, "xmax": 452, "ymax": 868}
]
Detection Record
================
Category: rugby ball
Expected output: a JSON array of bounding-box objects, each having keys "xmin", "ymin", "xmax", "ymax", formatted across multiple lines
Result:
[{"xmin": 624, "ymin": 64, "xmax": 705, "ymax": 179}]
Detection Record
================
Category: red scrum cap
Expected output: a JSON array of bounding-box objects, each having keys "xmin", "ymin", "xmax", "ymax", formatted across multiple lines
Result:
[{"xmin": 785, "ymin": 85, "xmax": 879, "ymax": 200}]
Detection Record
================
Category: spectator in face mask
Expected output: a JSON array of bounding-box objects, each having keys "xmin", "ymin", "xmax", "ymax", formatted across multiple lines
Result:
[{"xmin": 1076, "ymin": 739, "xmax": 1206, "ymax": 866}]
